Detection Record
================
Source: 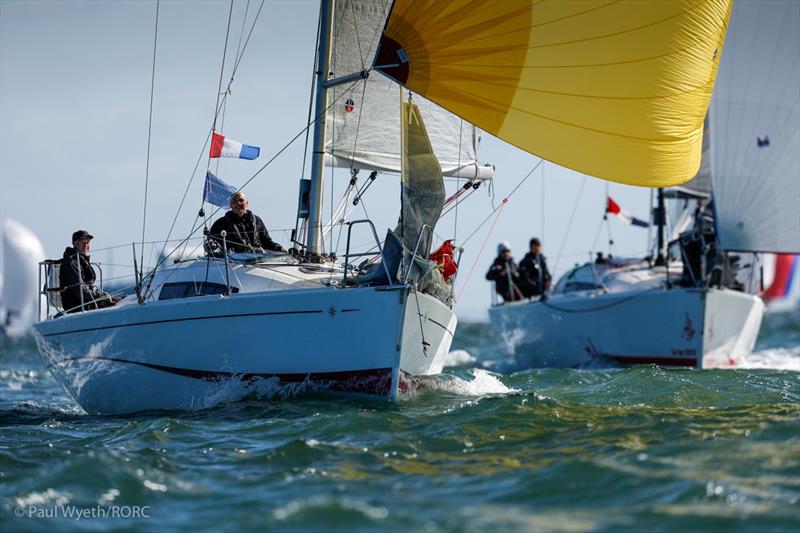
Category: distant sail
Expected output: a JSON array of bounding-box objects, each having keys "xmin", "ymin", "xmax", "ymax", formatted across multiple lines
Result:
[
  {"xmin": 325, "ymin": 0, "xmax": 491, "ymax": 179},
  {"xmin": 709, "ymin": 0, "xmax": 800, "ymax": 253},
  {"xmin": 374, "ymin": 0, "xmax": 732, "ymax": 187},
  {"xmin": 2, "ymin": 219, "xmax": 45, "ymax": 334}
]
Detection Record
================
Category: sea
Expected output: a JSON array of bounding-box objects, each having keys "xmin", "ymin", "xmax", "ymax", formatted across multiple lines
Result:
[{"xmin": 1, "ymin": 312, "xmax": 798, "ymax": 532}]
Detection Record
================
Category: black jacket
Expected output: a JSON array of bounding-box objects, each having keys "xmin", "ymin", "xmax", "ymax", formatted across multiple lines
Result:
[
  {"xmin": 59, "ymin": 247, "xmax": 99, "ymax": 313},
  {"xmin": 209, "ymin": 210, "xmax": 284, "ymax": 253},
  {"xmin": 519, "ymin": 252, "xmax": 551, "ymax": 297},
  {"xmin": 485, "ymin": 255, "xmax": 522, "ymax": 301}
]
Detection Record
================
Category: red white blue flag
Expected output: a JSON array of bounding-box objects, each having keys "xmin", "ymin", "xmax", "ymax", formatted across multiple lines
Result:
[
  {"xmin": 606, "ymin": 197, "xmax": 649, "ymax": 228},
  {"xmin": 210, "ymin": 132, "xmax": 260, "ymax": 160}
]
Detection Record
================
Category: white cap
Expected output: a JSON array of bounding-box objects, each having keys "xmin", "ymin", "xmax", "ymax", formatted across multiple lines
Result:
[{"xmin": 497, "ymin": 241, "xmax": 511, "ymax": 254}]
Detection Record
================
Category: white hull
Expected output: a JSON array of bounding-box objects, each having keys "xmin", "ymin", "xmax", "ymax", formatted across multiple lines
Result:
[
  {"xmin": 33, "ymin": 282, "xmax": 455, "ymax": 415},
  {"xmin": 489, "ymin": 287, "xmax": 763, "ymax": 369}
]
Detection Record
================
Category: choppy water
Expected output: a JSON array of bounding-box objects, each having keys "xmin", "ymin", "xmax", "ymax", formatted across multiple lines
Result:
[{"xmin": 1, "ymin": 312, "xmax": 798, "ymax": 532}]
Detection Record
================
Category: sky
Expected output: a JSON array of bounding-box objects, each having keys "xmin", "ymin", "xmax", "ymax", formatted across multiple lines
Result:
[{"xmin": 0, "ymin": 0, "xmax": 654, "ymax": 319}]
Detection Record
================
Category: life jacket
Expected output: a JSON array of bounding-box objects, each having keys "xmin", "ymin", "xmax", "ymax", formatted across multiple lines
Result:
[{"xmin": 430, "ymin": 240, "xmax": 457, "ymax": 283}]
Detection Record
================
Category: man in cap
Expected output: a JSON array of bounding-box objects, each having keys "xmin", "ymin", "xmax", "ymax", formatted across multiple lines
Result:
[
  {"xmin": 60, "ymin": 230, "xmax": 118, "ymax": 313},
  {"xmin": 485, "ymin": 241, "xmax": 523, "ymax": 302},
  {"xmin": 208, "ymin": 192, "xmax": 285, "ymax": 254},
  {"xmin": 518, "ymin": 237, "xmax": 552, "ymax": 298}
]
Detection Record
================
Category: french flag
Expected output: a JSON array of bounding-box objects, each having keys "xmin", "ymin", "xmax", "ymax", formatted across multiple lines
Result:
[
  {"xmin": 607, "ymin": 197, "xmax": 649, "ymax": 228},
  {"xmin": 210, "ymin": 132, "xmax": 260, "ymax": 160}
]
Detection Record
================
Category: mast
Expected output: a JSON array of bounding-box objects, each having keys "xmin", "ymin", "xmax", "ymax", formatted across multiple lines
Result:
[
  {"xmin": 305, "ymin": 0, "xmax": 335, "ymax": 256},
  {"xmin": 654, "ymin": 187, "xmax": 666, "ymax": 266}
]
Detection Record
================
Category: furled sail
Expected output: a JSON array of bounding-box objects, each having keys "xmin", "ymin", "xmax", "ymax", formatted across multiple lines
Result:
[
  {"xmin": 709, "ymin": 0, "xmax": 800, "ymax": 253},
  {"xmin": 374, "ymin": 0, "xmax": 732, "ymax": 187},
  {"xmin": 324, "ymin": 0, "xmax": 491, "ymax": 179}
]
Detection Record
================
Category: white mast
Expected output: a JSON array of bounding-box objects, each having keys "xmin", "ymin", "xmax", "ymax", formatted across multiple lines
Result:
[{"xmin": 305, "ymin": 0, "xmax": 335, "ymax": 255}]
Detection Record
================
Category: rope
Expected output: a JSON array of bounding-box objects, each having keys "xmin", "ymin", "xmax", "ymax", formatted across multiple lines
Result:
[
  {"xmin": 455, "ymin": 200, "xmax": 507, "ymax": 300},
  {"xmin": 139, "ymin": 0, "xmax": 159, "ymax": 284}
]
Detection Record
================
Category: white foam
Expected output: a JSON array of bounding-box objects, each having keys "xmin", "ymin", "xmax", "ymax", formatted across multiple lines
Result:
[
  {"xmin": 737, "ymin": 347, "xmax": 800, "ymax": 371},
  {"xmin": 414, "ymin": 368, "xmax": 516, "ymax": 396},
  {"xmin": 444, "ymin": 349, "xmax": 476, "ymax": 367}
]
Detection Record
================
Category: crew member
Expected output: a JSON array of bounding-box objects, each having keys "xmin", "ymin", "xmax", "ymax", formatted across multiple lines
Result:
[
  {"xmin": 519, "ymin": 237, "xmax": 551, "ymax": 298},
  {"xmin": 208, "ymin": 192, "xmax": 285, "ymax": 253},
  {"xmin": 486, "ymin": 242, "xmax": 523, "ymax": 302},
  {"xmin": 60, "ymin": 230, "xmax": 118, "ymax": 313}
]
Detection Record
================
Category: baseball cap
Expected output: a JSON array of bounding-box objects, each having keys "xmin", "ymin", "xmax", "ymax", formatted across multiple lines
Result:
[{"xmin": 72, "ymin": 230, "xmax": 94, "ymax": 242}]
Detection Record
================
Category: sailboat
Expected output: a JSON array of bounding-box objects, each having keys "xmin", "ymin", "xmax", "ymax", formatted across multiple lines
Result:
[
  {"xmin": 32, "ymin": 0, "xmax": 731, "ymax": 414},
  {"xmin": 1, "ymin": 219, "xmax": 46, "ymax": 337},
  {"xmin": 489, "ymin": 0, "xmax": 799, "ymax": 368}
]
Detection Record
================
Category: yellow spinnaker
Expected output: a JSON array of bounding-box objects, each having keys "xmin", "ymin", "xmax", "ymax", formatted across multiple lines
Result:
[{"xmin": 374, "ymin": 0, "xmax": 732, "ymax": 187}]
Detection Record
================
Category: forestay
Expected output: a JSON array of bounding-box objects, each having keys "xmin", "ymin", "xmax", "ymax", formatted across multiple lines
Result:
[
  {"xmin": 709, "ymin": 0, "xmax": 800, "ymax": 253},
  {"xmin": 374, "ymin": 0, "xmax": 732, "ymax": 187},
  {"xmin": 324, "ymin": 0, "xmax": 491, "ymax": 179}
]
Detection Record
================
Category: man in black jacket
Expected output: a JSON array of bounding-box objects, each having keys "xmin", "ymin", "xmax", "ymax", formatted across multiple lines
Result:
[
  {"xmin": 59, "ymin": 230, "xmax": 117, "ymax": 313},
  {"xmin": 208, "ymin": 192, "xmax": 285, "ymax": 254},
  {"xmin": 485, "ymin": 242, "xmax": 523, "ymax": 302},
  {"xmin": 518, "ymin": 237, "xmax": 551, "ymax": 298}
]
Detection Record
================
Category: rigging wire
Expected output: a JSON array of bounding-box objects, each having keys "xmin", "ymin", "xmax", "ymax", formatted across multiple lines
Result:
[
  {"xmin": 139, "ymin": 0, "xmax": 160, "ymax": 295},
  {"xmin": 156, "ymin": 0, "xmax": 265, "ymax": 269},
  {"xmin": 552, "ymin": 175, "xmax": 588, "ymax": 275},
  {"xmin": 144, "ymin": 78, "xmax": 365, "ymax": 298},
  {"xmin": 212, "ymin": 0, "xmax": 235, "ymax": 133}
]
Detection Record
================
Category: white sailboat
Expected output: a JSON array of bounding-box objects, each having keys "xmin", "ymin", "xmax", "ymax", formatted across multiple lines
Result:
[
  {"xmin": 32, "ymin": 0, "xmax": 732, "ymax": 413},
  {"xmin": 489, "ymin": 0, "xmax": 799, "ymax": 369},
  {"xmin": 1, "ymin": 219, "xmax": 46, "ymax": 337}
]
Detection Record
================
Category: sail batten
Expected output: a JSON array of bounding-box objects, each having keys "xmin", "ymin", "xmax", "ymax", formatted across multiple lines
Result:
[{"xmin": 375, "ymin": 0, "xmax": 732, "ymax": 187}]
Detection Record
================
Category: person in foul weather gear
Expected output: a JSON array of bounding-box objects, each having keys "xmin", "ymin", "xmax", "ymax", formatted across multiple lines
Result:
[
  {"xmin": 208, "ymin": 192, "xmax": 285, "ymax": 254},
  {"xmin": 518, "ymin": 237, "xmax": 552, "ymax": 298},
  {"xmin": 60, "ymin": 230, "xmax": 118, "ymax": 313},
  {"xmin": 485, "ymin": 242, "xmax": 523, "ymax": 302}
]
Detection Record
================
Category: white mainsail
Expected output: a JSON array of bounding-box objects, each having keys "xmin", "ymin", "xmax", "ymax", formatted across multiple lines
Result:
[
  {"xmin": 710, "ymin": 0, "xmax": 800, "ymax": 253},
  {"xmin": 324, "ymin": 0, "xmax": 491, "ymax": 179}
]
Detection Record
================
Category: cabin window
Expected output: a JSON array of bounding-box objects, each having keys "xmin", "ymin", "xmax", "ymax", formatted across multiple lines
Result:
[{"xmin": 158, "ymin": 282, "xmax": 239, "ymax": 300}]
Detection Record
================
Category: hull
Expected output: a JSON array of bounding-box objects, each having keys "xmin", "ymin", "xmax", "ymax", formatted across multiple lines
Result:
[
  {"xmin": 33, "ymin": 285, "xmax": 455, "ymax": 414},
  {"xmin": 489, "ymin": 287, "xmax": 763, "ymax": 369}
]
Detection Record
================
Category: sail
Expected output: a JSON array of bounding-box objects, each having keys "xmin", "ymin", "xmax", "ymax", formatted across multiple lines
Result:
[
  {"xmin": 374, "ymin": 0, "xmax": 732, "ymax": 187},
  {"xmin": 709, "ymin": 0, "xmax": 800, "ymax": 253},
  {"xmin": 396, "ymin": 99, "xmax": 445, "ymax": 256},
  {"xmin": 325, "ymin": 0, "xmax": 491, "ymax": 179},
  {"xmin": 667, "ymin": 115, "xmax": 712, "ymax": 199},
  {"xmin": 2, "ymin": 219, "xmax": 45, "ymax": 332}
]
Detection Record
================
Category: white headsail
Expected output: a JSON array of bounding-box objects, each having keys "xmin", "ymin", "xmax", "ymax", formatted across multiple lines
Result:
[
  {"xmin": 710, "ymin": 0, "xmax": 800, "ymax": 253},
  {"xmin": 324, "ymin": 0, "xmax": 491, "ymax": 179},
  {"xmin": 2, "ymin": 219, "xmax": 46, "ymax": 333}
]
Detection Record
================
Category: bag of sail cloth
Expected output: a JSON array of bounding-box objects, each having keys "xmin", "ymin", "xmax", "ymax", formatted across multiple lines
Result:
[{"xmin": 355, "ymin": 230, "xmax": 450, "ymax": 303}]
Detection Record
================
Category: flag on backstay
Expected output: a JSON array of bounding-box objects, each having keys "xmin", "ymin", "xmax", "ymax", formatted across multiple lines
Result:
[
  {"xmin": 209, "ymin": 132, "xmax": 260, "ymax": 160},
  {"xmin": 203, "ymin": 171, "xmax": 237, "ymax": 207},
  {"xmin": 606, "ymin": 197, "xmax": 649, "ymax": 228}
]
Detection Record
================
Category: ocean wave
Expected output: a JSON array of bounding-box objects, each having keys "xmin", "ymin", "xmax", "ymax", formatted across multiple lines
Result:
[
  {"xmin": 408, "ymin": 369, "xmax": 517, "ymax": 397},
  {"xmin": 738, "ymin": 347, "xmax": 800, "ymax": 371}
]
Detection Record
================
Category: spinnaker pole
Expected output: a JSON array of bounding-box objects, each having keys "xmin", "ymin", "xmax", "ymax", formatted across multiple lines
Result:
[{"xmin": 305, "ymin": 0, "xmax": 335, "ymax": 256}]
